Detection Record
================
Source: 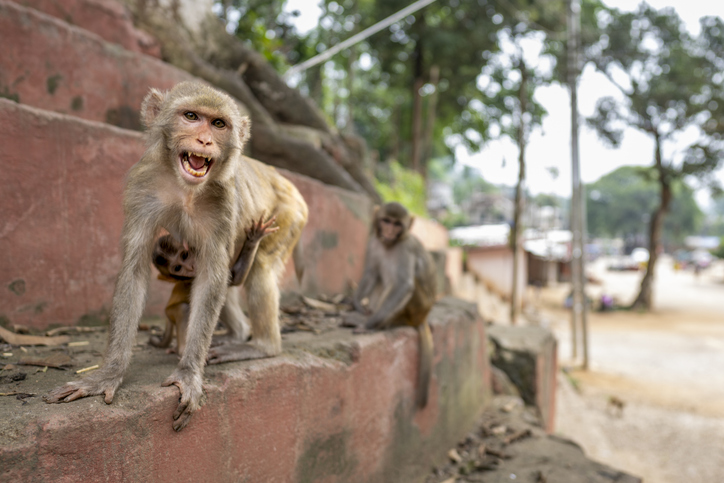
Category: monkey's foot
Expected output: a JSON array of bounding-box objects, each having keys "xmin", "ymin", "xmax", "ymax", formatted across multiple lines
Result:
[
  {"xmin": 44, "ymin": 371, "xmax": 121, "ymax": 404},
  {"xmin": 207, "ymin": 342, "xmax": 273, "ymax": 364},
  {"xmin": 149, "ymin": 335, "xmax": 170, "ymax": 348},
  {"xmin": 341, "ymin": 311, "xmax": 367, "ymax": 329},
  {"xmin": 162, "ymin": 369, "xmax": 206, "ymax": 432}
]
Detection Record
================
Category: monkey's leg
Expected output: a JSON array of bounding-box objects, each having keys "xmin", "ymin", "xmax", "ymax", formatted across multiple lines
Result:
[
  {"xmin": 415, "ymin": 320, "xmax": 433, "ymax": 408},
  {"xmin": 45, "ymin": 224, "xmax": 154, "ymax": 404},
  {"xmin": 353, "ymin": 256, "xmax": 378, "ymax": 314},
  {"xmin": 207, "ymin": 266, "xmax": 281, "ymax": 364},
  {"xmin": 175, "ymin": 303, "xmax": 190, "ymax": 356},
  {"xmin": 162, "ymin": 255, "xmax": 228, "ymax": 431},
  {"xmin": 213, "ymin": 286, "xmax": 251, "ymax": 345},
  {"xmin": 150, "ymin": 308, "xmax": 176, "ymax": 349}
]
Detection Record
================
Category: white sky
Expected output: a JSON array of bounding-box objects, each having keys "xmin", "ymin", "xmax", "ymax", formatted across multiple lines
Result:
[{"xmin": 283, "ymin": 1, "xmax": 724, "ymax": 203}]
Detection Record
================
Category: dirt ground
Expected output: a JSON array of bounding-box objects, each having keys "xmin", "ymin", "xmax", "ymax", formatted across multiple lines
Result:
[{"xmin": 532, "ymin": 255, "xmax": 724, "ymax": 483}]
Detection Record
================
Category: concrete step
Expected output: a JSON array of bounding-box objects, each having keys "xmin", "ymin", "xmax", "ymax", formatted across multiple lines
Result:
[
  {"xmin": 488, "ymin": 325, "xmax": 558, "ymax": 433},
  {"xmin": 0, "ymin": 298, "xmax": 491, "ymax": 483},
  {"xmin": 8, "ymin": 0, "xmax": 161, "ymax": 58},
  {"xmin": 0, "ymin": 99, "xmax": 371, "ymax": 328},
  {"xmin": 0, "ymin": 1, "xmax": 195, "ymax": 130}
]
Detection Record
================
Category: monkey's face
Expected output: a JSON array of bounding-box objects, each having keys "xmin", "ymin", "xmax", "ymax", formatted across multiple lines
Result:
[
  {"xmin": 141, "ymin": 83, "xmax": 247, "ymax": 188},
  {"xmin": 153, "ymin": 236, "xmax": 196, "ymax": 280},
  {"xmin": 172, "ymin": 109, "xmax": 233, "ymax": 186},
  {"xmin": 377, "ymin": 216, "xmax": 405, "ymax": 246}
]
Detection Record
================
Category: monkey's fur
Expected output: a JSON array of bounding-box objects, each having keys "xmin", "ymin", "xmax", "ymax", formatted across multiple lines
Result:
[
  {"xmin": 45, "ymin": 82, "xmax": 308, "ymax": 431},
  {"xmin": 151, "ymin": 216, "xmax": 279, "ymax": 355},
  {"xmin": 352, "ymin": 202, "xmax": 437, "ymax": 407}
]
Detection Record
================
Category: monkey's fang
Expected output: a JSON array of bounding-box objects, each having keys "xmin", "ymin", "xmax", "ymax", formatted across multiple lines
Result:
[{"xmin": 181, "ymin": 152, "xmax": 211, "ymax": 178}]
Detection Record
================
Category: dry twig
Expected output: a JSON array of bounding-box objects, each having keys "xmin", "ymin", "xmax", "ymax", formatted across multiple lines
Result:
[{"xmin": 0, "ymin": 326, "xmax": 70, "ymax": 346}]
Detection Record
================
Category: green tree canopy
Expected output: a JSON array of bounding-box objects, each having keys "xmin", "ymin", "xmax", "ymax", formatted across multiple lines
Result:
[{"xmin": 587, "ymin": 166, "xmax": 702, "ymax": 245}]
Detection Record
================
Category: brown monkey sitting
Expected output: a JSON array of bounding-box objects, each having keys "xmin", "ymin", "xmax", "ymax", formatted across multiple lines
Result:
[
  {"xmin": 46, "ymin": 82, "xmax": 308, "ymax": 431},
  {"xmin": 349, "ymin": 202, "xmax": 437, "ymax": 408},
  {"xmin": 151, "ymin": 216, "xmax": 278, "ymax": 355}
]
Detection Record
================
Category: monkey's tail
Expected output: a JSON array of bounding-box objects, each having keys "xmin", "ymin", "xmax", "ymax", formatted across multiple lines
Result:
[
  {"xmin": 293, "ymin": 240, "xmax": 305, "ymax": 285},
  {"xmin": 416, "ymin": 320, "xmax": 433, "ymax": 408}
]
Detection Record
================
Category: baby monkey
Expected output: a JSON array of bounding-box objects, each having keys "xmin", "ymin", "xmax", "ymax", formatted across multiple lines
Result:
[
  {"xmin": 348, "ymin": 202, "xmax": 437, "ymax": 407},
  {"xmin": 152, "ymin": 216, "xmax": 279, "ymax": 355}
]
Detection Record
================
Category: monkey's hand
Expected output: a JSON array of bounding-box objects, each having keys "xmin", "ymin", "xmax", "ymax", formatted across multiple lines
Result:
[
  {"xmin": 352, "ymin": 298, "xmax": 371, "ymax": 315},
  {"xmin": 341, "ymin": 311, "xmax": 367, "ymax": 329},
  {"xmin": 363, "ymin": 315, "xmax": 385, "ymax": 332},
  {"xmin": 207, "ymin": 342, "xmax": 273, "ymax": 364},
  {"xmin": 44, "ymin": 370, "xmax": 122, "ymax": 405},
  {"xmin": 246, "ymin": 214, "xmax": 279, "ymax": 244},
  {"xmin": 162, "ymin": 368, "xmax": 206, "ymax": 432}
]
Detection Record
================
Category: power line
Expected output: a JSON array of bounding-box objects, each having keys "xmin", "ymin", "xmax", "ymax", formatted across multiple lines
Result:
[{"xmin": 284, "ymin": 0, "xmax": 437, "ymax": 79}]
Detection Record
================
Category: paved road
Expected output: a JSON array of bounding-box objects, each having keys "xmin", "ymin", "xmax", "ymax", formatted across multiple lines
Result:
[{"xmin": 538, "ymin": 255, "xmax": 724, "ymax": 483}]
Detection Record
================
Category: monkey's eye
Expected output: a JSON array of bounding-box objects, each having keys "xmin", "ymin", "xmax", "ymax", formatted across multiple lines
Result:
[
  {"xmin": 173, "ymin": 265, "xmax": 182, "ymax": 273},
  {"xmin": 212, "ymin": 119, "xmax": 226, "ymax": 128},
  {"xmin": 181, "ymin": 251, "xmax": 189, "ymax": 260},
  {"xmin": 184, "ymin": 112, "xmax": 198, "ymax": 121}
]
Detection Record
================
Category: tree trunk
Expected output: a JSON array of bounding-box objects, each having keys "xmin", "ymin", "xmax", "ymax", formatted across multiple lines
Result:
[
  {"xmin": 630, "ymin": 134, "xmax": 671, "ymax": 310},
  {"xmin": 410, "ymin": 15, "xmax": 425, "ymax": 174},
  {"xmin": 307, "ymin": 65, "xmax": 324, "ymax": 108},
  {"xmin": 510, "ymin": 59, "xmax": 528, "ymax": 325},
  {"xmin": 346, "ymin": 45, "xmax": 356, "ymax": 133},
  {"xmin": 421, "ymin": 65, "xmax": 440, "ymax": 180},
  {"xmin": 410, "ymin": 76, "xmax": 424, "ymax": 173},
  {"xmin": 390, "ymin": 102, "xmax": 402, "ymax": 162}
]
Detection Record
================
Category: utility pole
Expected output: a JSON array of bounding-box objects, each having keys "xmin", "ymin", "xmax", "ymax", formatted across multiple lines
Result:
[{"xmin": 567, "ymin": 0, "xmax": 589, "ymax": 368}]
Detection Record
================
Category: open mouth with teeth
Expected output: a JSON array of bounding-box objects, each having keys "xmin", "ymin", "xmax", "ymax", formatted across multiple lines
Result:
[{"xmin": 180, "ymin": 152, "xmax": 214, "ymax": 179}]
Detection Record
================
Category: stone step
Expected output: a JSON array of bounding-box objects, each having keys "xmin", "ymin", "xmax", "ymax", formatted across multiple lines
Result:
[
  {"xmin": 8, "ymin": 0, "xmax": 161, "ymax": 58},
  {"xmin": 0, "ymin": 99, "xmax": 371, "ymax": 329},
  {"xmin": 0, "ymin": 1, "xmax": 196, "ymax": 130},
  {"xmin": 0, "ymin": 297, "xmax": 491, "ymax": 483},
  {"xmin": 488, "ymin": 325, "xmax": 559, "ymax": 433}
]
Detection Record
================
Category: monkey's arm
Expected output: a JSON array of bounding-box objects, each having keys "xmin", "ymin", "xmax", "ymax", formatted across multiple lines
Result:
[
  {"xmin": 353, "ymin": 243, "xmax": 378, "ymax": 313},
  {"xmin": 162, "ymin": 237, "xmax": 231, "ymax": 431},
  {"xmin": 365, "ymin": 254, "xmax": 415, "ymax": 330},
  {"xmin": 229, "ymin": 216, "xmax": 278, "ymax": 286},
  {"xmin": 46, "ymin": 215, "xmax": 156, "ymax": 404}
]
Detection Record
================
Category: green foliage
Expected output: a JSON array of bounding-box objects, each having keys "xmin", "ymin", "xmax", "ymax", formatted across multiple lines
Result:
[
  {"xmin": 374, "ymin": 161, "xmax": 428, "ymax": 217},
  {"xmin": 587, "ymin": 166, "xmax": 703, "ymax": 245},
  {"xmin": 711, "ymin": 238, "xmax": 724, "ymax": 259},
  {"xmin": 533, "ymin": 193, "xmax": 560, "ymax": 208},
  {"xmin": 217, "ymin": 0, "xmax": 303, "ymax": 71},
  {"xmin": 451, "ymin": 165, "xmax": 497, "ymax": 206},
  {"xmin": 439, "ymin": 211, "xmax": 470, "ymax": 230},
  {"xmin": 586, "ymin": 4, "xmax": 724, "ymax": 189}
]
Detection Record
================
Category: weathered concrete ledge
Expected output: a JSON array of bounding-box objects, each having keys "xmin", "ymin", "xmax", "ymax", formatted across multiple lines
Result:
[
  {"xmin": 0, "ymin": 0, "xmax": 199, "ymax": 129},
  {"xmin": 0, "ymin": 298, "xmax": 491, "ymax": 483},
  {"xmin": 9, "ymin": 0, "xmax": 161, "ymax": 58},
  {"xmin": 487, "ymin": 325, "xmax": 557, "ymax": 433}
]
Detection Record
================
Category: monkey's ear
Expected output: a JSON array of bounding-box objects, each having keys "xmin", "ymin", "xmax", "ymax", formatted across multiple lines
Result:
[
  {"xmin": 141, "ymin": 88, "xmax": 166, "ymax": 128},
  {"xmin": 237, "ymin": 116, "xmax": 251, "ymax": 147},
  {"xmin": 408, "ymin": 216, "xmax": 415, "ymax": 231},
  {"xmin": 372, "ymin": 205, "xmax": 380, "ymax": 218}
]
